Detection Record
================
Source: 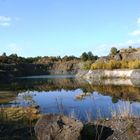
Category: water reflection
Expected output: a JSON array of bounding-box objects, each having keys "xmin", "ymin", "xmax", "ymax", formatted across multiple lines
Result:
[{"xmin": 0, "ymin": 76, "xmax": 140, "ymax": 120}]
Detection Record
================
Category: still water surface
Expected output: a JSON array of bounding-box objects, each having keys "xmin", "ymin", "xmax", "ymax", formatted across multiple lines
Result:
[{"xmin": 1, "ymin": 75, "xmax": 140, "ymax": 121}]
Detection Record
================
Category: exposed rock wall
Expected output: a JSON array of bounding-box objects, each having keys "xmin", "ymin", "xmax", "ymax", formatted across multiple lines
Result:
[
  {"xmin": 120, "ymin": 51, "xmax": 140, "ymax": 60},
  {"xmin": 0, "ymin": 62, "xmax": 80, "ymax": 79},
  {"xmin": 77, "ymin": 69, "xmax": 140, "ymax": 87},
  {"xmin": 113, "ymin": 48, "xmax": 140, "ymax": 61},
  {"xmin": 79, "ymin": 69, "xmax": 140, "ymax": 80}
]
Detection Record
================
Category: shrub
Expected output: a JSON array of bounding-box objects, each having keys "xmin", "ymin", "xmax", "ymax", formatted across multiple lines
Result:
[
  {"xmin": 81, "ymin": 52, "xmax": 88, "ymax": 61},
  {"xmin": 120, "ymin": 61, "xmax": 128, "ymax": 69},
  {"xmin": 91, "ymin": 61, "xmax": 105, "ymax": 70},
  {"xmin": 128, "ymin": 60, "xmax": 140, "ymax": 69},
  {"xmin": 83, "ymin": 61, "xmax": 93, "ymax": 70},
  {"xmin": 91, "ymin": 60, "xmax": 121, "ymax": 70},
  {"xmin": 81, "ymin": 52, "xmax": 98, "ymax": 62},
  {"xmin": 110, "ymin": 47, "xmax": 118, "ymax": 55},
  {"xmin": 91, "ymin": 60, "xmax": 140, "ymax": 70},
  {"xmin": 107, "ymin": 60, "xmax": 121, "ymax": 69}
]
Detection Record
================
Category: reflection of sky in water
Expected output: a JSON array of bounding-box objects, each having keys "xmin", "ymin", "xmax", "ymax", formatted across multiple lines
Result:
[{"xmin": 15, "ymin": 89, "xmax": 140, "ymax": 121}]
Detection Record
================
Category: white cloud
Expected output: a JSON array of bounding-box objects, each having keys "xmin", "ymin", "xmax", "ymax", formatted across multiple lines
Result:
[
  {"xmin": 93, "ymin": 44, "xmax": 113, "ymax": 56},
  {"xmin": 129, "ymin": 30, "xmax": 140, "ymax": 36},
  {"xmin": 95, "ymin": 40, "xmax": 140, "ymax": 56},
  {"xmin": 124, "ymin": 40, "xmax": 140, "ymax": 46},
  {"xmin": 8, "ymin": 43, "xmax": 22, "ymax": 53},
  {"xmin": 115, "ymin": 40, "xmax": 140, "ymax": 49},
  {"xmin": 0, "ymin": 16, "xmax": 21, "ymax": 27},
  {"xmin": 119, "ymin": 40, "xmax": 140, "ymax": 48},
  {"xmin": 0, "ymin": 16, "xmax": 11, "ymax": 27},
  {"xmin": 0, "ymin": 22, "xmax": 10, "ymax": 26},
  {"xmin": 0, "ymin": 16, "xmax": 11, "ymax": 22}
]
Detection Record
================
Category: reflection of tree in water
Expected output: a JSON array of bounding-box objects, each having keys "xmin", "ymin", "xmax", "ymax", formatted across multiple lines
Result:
[
  {"xmin": 75, "ymin": 84, "xmax": 140, "ymax": 102},
  {"xmin": 8, "ymin": 78, "xmax": 86, "ymax": 92},
  {"xmin": 112, "ymin": 97, "xmax": 119, "ymax": 103},
  {"xmin": 90, "ymin": 85, "xmax": 140, "ymax": 102},
  {"xmin": 0, "ymin": 91, "xmax": 17, "ymax": 105},
  {"xmin": 1, "ymin": 77, "xmax": 140, "ymax": 102}
]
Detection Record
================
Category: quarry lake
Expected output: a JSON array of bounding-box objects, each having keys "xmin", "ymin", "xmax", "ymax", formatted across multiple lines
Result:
[{"xmin": 1, "ymin": 75, "xmax": 140, "ymax": 121}]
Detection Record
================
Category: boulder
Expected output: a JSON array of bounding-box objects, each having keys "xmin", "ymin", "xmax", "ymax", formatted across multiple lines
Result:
[
  {"xmin": 114, "ymin": 54, "xmax": 122, "ymax": 61},
  {"xmin": 120, "ymin": 51, "xmax": 140, "ymax": 61},
  {"xmin": 34, "ymin": 114, "xmax": 83, "ymax": 140},
  {"xmin": 107, "ymin": 119, "xmax": 140, "ymax": 140}
]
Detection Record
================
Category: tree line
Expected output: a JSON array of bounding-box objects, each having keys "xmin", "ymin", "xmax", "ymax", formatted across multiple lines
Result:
[{"xmin": 0, "ymin": 51, "xmax": 98, "ymax": 64}]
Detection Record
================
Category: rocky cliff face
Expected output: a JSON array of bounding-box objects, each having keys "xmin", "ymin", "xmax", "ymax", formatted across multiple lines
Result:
[
  {"xmin": 77, "ymin": 69, "xmax": 140, "ymax": 87},
  {"xmin": 122, "ymin": 52, "xmax": 139, "ymax": 60},
  {"xmin": 114, "ymin": 48, "xmax": 140, "ymax": 61},
  {"xmin": 46, "ymin": 61, "xmax": 80, "ymax": 74},
  {"xmin": 82, "ymin": 69, "xmax": 140, "ymax": 79},
  {"xmin": 0, "ymin": 61, "xmax": 80, "ymax": 79}
]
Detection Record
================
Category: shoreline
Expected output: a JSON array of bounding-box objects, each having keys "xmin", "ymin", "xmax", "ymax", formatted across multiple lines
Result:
[{"xmin": 76, "ymin": 69, "xmax": 140, "ymax": 87}]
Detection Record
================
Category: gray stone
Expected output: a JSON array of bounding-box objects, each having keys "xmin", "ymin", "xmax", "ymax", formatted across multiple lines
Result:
[
  {"xmin": 34, "ymin": 114, "xmax": 83, "ymax": 140},
  {"xmin": 114, "ymin": 54, "xmax": 122, "ymax": 61},
  {"xmin": 107, "ymin": 119, "xmax": 140, "ymax": 140},
  {"xmin": 121, "ymin": 51, "xmax": 140, "ymax": 61}
]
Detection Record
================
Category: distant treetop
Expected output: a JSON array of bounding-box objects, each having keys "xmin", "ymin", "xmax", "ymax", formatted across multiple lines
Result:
[{"xmin": 110, "ymin": 47, "xmax": 118, "ymax": 55}]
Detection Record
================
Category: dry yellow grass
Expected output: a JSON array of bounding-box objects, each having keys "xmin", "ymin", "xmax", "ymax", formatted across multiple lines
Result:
[{"xmin": 91, "ymin": 60, "xmax": 140, "ymax": 70}]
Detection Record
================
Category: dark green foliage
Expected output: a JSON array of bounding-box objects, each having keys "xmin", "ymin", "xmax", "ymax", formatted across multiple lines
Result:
[
  {"xmin": 81, "ymin": 52, "xmax": 88, "ymax": 61},
  {"xmin": 0, "ymin": 52, "xmax": 97, "ymax": 65},
  {"xmin": 87, "ymin": 51, "xmax": 94, "ymax": 60},
  {"xmin": 2, "ymin": 52, "xmax": 6, "ymax": 57},
  {"xmin": 0, "ymin": 54, "xmax": 80, "ymax": 64},
  {"xmin": 83, "ymin": 61, "xmax": 93, "ymax": 70},
  {"xmin": 110, "ymin": 47, "xmax": 118, "ymax": 55},
  {"xmin": 81, "ymin": 52, "xmax": 98, "ymax": 62},
  {"xmin": 62, "ymin": 55, "xmax": 79, "ymax": 61}
]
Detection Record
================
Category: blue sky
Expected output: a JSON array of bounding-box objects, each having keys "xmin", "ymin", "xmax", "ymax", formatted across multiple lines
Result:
[{"xmin": 0, "ymin": 0, "xmax": 140, "ymax": 57}]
